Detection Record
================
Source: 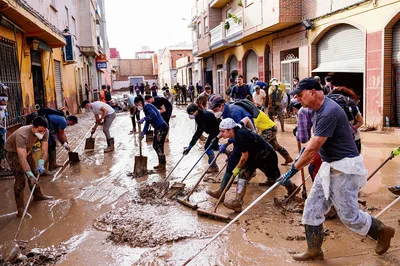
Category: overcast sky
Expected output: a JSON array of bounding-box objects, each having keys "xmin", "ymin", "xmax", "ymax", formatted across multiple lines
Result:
[{"xmin": 105, "ymin": 0, "xmax": 193, "ymax": 58}]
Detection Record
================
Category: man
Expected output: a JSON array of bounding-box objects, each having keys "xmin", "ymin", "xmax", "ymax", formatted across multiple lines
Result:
[
  {"xmin": 139, "ymin": 83, "xmax": 145, "ymax": 95},
  {"xmin": 280, "ymin": 77, "xmax": 395, "ymax": 261},
  {"xmin": 5, "ymin": 116, "xmax": 53, "ymax": 217},
  {"xmin": 226, "ymin": 78, "xmax": 235, "ymax": 99},
  {"xmin": 144, "ymin": 95, "xmax": 173, "ymax": 127},
  {"xmin": 252, "ymin": 85, "xmax": 266, "ymax": 110},
  {"xmin": 135, "ymin": 97, "xmax": 169, "ymax": 171},
  {"xmin": 129, "ymin": 85, "xmax": 134, "ymax": 95},
  {"xmin": 135, "ymin": 83, "xmax": 141, "ymax": 96},
  {"xmin": 217, "ymin": 118, "xmax": 296, "ymax": 212},
  {"xmin": 196, "ymin": 82, "xmax": 203, "ymax": 95},
  {"xmin": 126, "ymin": 94, "xmax": 141, "ymax": 134},
  {"xmin": 267, "ymin": 78, "xmax": 285, "ymax": 132},
  {"xmin": 231, "ymin": 75, "xmax": 251, "ymax": 101},
  {"xmin": 181, "ymin": 84, "xmax": 188, "ymax": 104},
  {"xmin": 85, "ymin": 84, "xmax": 90, "ymax": 100},
  {"xmin": 188, "ymin": 83, "xmax": 195, "ymax": 102},
  {"xmin": 81, "ymin": 100, "xmax": 116, "ymax": 153},
  {"xmin": 253, "ymin": 77, "xmax": 268, "ymax": 90},
  {"xmin": 162, "ymin": 83, "xmax": 169, "ymax": 91},
  {"xmin": 43, "ymin": 109, "xmax": 78, "ymax": 171},
  {"xmin": 101, "ymin": 85, "xmax": 112, "ymax": 105},
  {"xmin": 174, "ymin": 83, "xmax": 182, "ymax": 103},
  {"xmin": 0, "ymin": 91, "xmax": 8, "ymax": 173},
  {"xmin": 196, "ymin": 84, "xmax": 212, "ymax": 110},
  {"xmin": 293, "ymin": 76, "xmax": 300, "ymax": 88},
  {"xmin": 184, "ymin": 104, "xmax": 220, "ymax": 173},
  {"xmin": 323, "ymin": 76, "xmax": 334, "ymax": 95},
  {"xmin": 151, "ymin": 83, "xmax": 158, "ymax": 97},
  {"xmin": 144, "ymin": 81, "xmax": 151, "ymax": 96}
]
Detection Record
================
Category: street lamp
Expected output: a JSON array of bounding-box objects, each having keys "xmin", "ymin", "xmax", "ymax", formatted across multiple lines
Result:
[{"xmin": 31, "ymin": 39, "xmax": 40, "ymax": 51}]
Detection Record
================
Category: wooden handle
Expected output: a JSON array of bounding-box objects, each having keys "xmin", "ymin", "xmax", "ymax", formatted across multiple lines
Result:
[{"xmin": 138, "ymin": 122, "xmax": 142, "ymax": 156}]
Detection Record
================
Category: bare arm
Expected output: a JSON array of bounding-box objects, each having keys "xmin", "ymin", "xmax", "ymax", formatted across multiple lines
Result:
[
  {"xmin": 354, "ymin": 113, "xmax": 363, "ymax": 129},
  {"xmin": 159, "ymin": 105, "xmax": 166, "ymax": 114},
  {"xmin": 100, "ymin": 106, "xmax": 109, "ymax": 120},
  {"xmin": 237, "ymin": 152, "xmax": 249, "ymax": 169},
  {"xmin": 40, "ymin": 141, "xmax": 49, "ymax": 161},
  {"xmin": 17, "ymin": 148, "xmax": 32, "ymax": 173},
  {"xmin": 294, "ymin": 136, "xmax": 327, "ymax": 170},
  {"xmin": 57, "ymin": 129, "xmax": 67, "ymax": 144},
  {"xmin": 241, "ymin": 117, "xmax": 255, "ymax": 131}
]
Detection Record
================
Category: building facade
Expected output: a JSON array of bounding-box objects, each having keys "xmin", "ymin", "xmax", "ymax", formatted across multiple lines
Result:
[
  {"xmin": 158, "ymin": 46, "xmax": 192, "ymax": 87},
  {"xmin": 191, "ymin": 0, "xmax": 400, "ymax": 129}
]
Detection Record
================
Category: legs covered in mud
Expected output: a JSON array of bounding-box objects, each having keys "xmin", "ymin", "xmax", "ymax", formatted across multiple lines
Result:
[
  {"xmin": 204, "ymin": 133, "xmax": 219, "ymax": 173},
  {"xmin": 103, "ymin": 113, "xmax": 116, "ymax": 153},
  {"xmin": 260, "ymin": 126, "xmax": 293, "ymax": 165},
  {"xmin": 153, "ymin": 126, "xmax": 168, "ymax": 171}
]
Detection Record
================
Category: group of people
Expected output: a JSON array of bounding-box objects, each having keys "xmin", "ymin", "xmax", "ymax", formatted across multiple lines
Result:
[{"xmin": 130, "ymin": 81, "xmax": 159, "ymax": 98}]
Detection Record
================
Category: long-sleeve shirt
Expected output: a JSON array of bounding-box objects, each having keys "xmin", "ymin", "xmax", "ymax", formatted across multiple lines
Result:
[
  {"xmin": 222, "ymin": 103, "xmax": 254, "ymax": 125},
  {"xmin": 296, "ymin": 107, "xmax": 314, "ymax": 143},
  {"xmin": 143, "ymin": 103, "xmax": 168, "ymax": 134},
  {"xmin": 189, "ymin": 110, "xmax": 219, "ymax": 147}
]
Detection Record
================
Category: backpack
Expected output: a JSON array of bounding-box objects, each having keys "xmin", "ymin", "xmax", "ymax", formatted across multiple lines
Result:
[
  {"xmin": 231, "ymin": 99, "xmax": 260, "ymax": 118},
  {"xmin": 26, "ymin": 108, "xmax": 65, "ymax": 131},
  {"xmin": 226, "ymin": 84, "xmax": 234, "ymax": 97},
  {"xmin": 327, "ymin": 94, "xmax": 357, "ymax": 122},
  {"xmin": 105, "ymin": 90, "xmax": 112, "ymax": 101}
]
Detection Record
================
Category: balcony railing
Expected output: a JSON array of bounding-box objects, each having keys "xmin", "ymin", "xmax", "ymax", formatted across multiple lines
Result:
[
  {"xmin": 210, "ymin": 24, "xmax": 224, "ymax": 47},
  {"xmin": 192, "ymin": 41, "xmax": 198, "ymax": 55},
  {"xmin": 225, "ymin": 11, "xmax": 243, "ymax": 40}
]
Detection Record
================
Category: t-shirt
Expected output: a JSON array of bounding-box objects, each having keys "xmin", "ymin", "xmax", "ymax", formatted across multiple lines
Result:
[
  {"xmin": 252, "ymin": 90, "xmax": 266, "ymax": 106},
  {"xmin": 143, "ymin": 103, "xmax": 168, "ymax": 133},
  {"xmin": 313, "ymin": 97, "xmax": 359, "ymax": 162},
  {"xmin": 233, "ymin": 127, "xmax": 271, "ymax": 158},
  {"xmin": 153, "ymin": 96, "xmax": 173, "ymax": 112},
  {"xmin": 5, "ymin": 125, "xmax": 49, "ymax": 153},
  {"xmin": 254, "ymin": 111, "xmax": 276, "ymax": 132},
  {"xmin": 231, "ymin": 84, "xmax": 251, "ymax": 100},
  {"xmin": 91, "ymin": 101, "xmax": 115, "ymax": 115},
  {"xmin": 196, "ymin": 92, "xmax": 209, "ymax": 109},
  {"xmin": 151, "ymin": 86, "xmax": 158, "ymax": 92},
  {"xmin": 127, "ymin": 95, "xmax": 135, "ymax": 107},
  {"xmin": 47, "ymin": 114, "xmax": 67, "ymax": 131},
  {"xmin": 222, "ymin": 104, "xmax": 254, "ymax": 124}
]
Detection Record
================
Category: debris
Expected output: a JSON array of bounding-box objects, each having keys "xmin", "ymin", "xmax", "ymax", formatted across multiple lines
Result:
[
  {"xmin": 1, "ymin": 245, "xmax": 67, "ymax": 266},
  {"xmin": 285, "ymin": 235, "xmax": 306, "ymax": 241}
]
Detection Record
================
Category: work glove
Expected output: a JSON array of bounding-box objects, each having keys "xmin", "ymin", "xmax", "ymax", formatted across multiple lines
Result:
[
  {"xmin": 37, "ymin": 159, "xmax": 45, "ymax": 174},
  {"xmin": 63, "ymin": 142, "xmax": 71, "ymax": 151},
  {"xmin": 183, "ymin": 145, "xmax": 192, "ymax": 155},
  {"xmin": 232, "ymin": 167, "xmax": 241, "ymax": 177},
  {"xmin": 227, "ymin": 138, "xmax": 235, "ymax": 144},
  {"xmin": 277, "ymin": 165, "xmax": 299, "ymax": 185},
  {"xmin": 139, "ymin": 132, "xmax": 145, "ymax": 141},
  {"xmin": 219, "ymin": 144, "xmax": 228, "ymax": 154},
  {"xmin": 210, "ymin": 137, "xmax": 219, "ymax": 147},
  {"xmin": 138, "ymin": 118, "xmax": 145, "ymax": 124},
  {"xmin": 26, "ymin": 171, "xmax": 39, "ymax": 185},
  {"xmin": 392, "ymin": 147, "xmax": 400, "ymax": 157},
  {"xmin": 0, "ymin": 127, "xmax": 6, "ymax": 135}
]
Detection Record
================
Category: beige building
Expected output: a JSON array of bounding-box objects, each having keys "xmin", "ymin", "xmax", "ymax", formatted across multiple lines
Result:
[{"xmin": 158, "ymin": 45, "xmax": 192, "ymax": 88}]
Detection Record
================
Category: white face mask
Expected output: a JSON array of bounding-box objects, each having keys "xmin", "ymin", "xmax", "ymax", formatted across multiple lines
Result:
[
  {"xmin": 189, "ymin": 114, "xmax": 195, "ymax": 120},
  {"xmin": 0, "ymin": 106, "xmax": 6, "ymax": 110},
  {"xmin": 137, "ymin": 106, "xmax": 143, "ymax": 111},
  {"xmin": 35, "ymin": 132, "xmax": 44, "ymax": 140},
  {"xmin": 214, "ymin": 111, "xmax": 223, "ymax": 119}
]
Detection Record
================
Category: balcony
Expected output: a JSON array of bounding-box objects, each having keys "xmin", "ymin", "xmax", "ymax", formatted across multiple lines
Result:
[
  {"xmin": 210, "ymin": 0, "xmax": 231, "ymax": 8},
  {"xmin": 210, "ymin": 23, "xmax": 225, "ymax": 49},
  {"xmin": 192, "ymin": 41, "xmax": 198, "ymax": 56},
  {"xmin": 191, "ymin": 4, "xmax": 197, "ymax": 21},
  {"xmin": 225, "ymin": 11, "xmax": 243, "ymax": 42},
  {"xmin": 80, "ymin": 46, "xmax": 99, "ymax": 57}
]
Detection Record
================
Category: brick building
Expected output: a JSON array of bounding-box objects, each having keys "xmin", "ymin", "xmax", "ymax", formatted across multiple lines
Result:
[
  {"xmin": 158, "ymin": 46, "xmax": 192, "ymax": 88},
  {"xmin": 191, "ymin": 0, "xmax": 400, "ymax": 129}
]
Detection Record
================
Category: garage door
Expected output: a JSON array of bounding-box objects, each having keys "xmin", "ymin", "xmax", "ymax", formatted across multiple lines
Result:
[
  {"xmin": 246, "ymin": 50, "xmax": 258, "ymax": 82},
  {"xmin": 313, "ymin": 24, "xmax": 365, "ymax": 73},
  {"xmin": 54, "ymin": 60, "xmax": 64, "ymax": 108}
]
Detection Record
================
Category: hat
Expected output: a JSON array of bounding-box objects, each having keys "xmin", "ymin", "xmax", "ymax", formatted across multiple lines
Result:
[
  {"xmin": 208, "ymin": 94, "xmax": 224, "ymax": 109},
  {"xmin": 289, "ymin": 77, "xmax": 322, "ymax": 96},
  {"xmin": 219, "ymin": 118, "xmax": 237, "ymax": 130},
  {"xmin": 254, "ymin": 85, "xmax": 261, "ymax": 90}
]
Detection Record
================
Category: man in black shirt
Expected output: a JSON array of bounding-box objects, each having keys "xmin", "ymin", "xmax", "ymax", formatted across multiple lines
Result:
[
  {"xmin": 230, "ymin": 75, "xmax": 251, "ymax": 101},
  {"xmin": 144, "ymin": 96, "xmax": 173, "ymax": 126},
  {"xmin": 183, "ymin": 104, "xmax": 220, "ymax": 173}
]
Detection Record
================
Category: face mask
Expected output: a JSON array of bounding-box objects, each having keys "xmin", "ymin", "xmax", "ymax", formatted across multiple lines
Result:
[
  {"xmin": 138, "ymin": 106, "xmax": 143, "ymax": 111},
  {"xmin": 189, "ymin": 114, "xmax": 195, "ymax": 120},
  {"xmin": 35, "ymin": 132, "xmax": 44, "ymax": 140},
  {"xmin": 214, "ymin": 111, "xmax": 223, "ymax": 119},
  {"xmin": 205, "ymin": 92, "xmax": 210, "ymax": 96},
  {"xmin": 0, "ymin": 106, "xmax": 6, "ymax": 110},
  {"xmin": 86, "ymin": 107, "xmax": 92, "ymax": 112}
]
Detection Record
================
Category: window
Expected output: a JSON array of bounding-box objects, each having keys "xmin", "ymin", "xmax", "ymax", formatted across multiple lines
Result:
[
  {"xmin": 197, "ymin": 22, "xmax": 201, "ymax": 38},
  {"xmin": 72, "ymin": 17, "xmax": 77, "ymax": 39},
  {"xmin": 204, "ymin": 16, "xmax": 209, "ymax": 33},
  {"xmin": 50, "ymin": 0, "xmax": 58, "ymax": 11},
  {"xmin": 65, "ymin": 7, "xmax": 70, "ymax": 28}
]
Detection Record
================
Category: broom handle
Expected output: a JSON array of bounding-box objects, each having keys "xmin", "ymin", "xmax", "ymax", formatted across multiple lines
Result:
[
  {"xmin": 180, "ymin": 142, "xmax": 213, "ymax": 183},
  {"xmin": 367, "ymin": 153, "xmax": 394, "ymax": 182},
  {"xmin": 375, "ymin": 195, "xmax": 400, "ymax": 218},
  {"xmin": 297, "ymin": 141, "xmax": 307, "ymax": 199},
  {"xmin": 183, "ymin": 182, "xmax": 281, "ymax": 266},
  {"xmin": 14, "ymin": 174, "xmax": 40, "ymax": 241},
  {"xmin": 138, "ymin": 122, "xmax": 142, "ymax": 156},
  {"xmin": 165, "ymin": 155, "xmax": 185, "ymax": 182},
  {"xmin": 212, "ymin": 169, "xmax": 237, "ymax": 213}
]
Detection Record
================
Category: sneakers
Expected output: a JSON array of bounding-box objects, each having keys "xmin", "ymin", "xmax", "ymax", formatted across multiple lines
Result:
[{"xmin": 206, "ymin": 166, "xmax": 219, "ymax": 173}]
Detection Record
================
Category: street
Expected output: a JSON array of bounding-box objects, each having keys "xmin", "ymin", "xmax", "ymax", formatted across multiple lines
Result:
[{"xmin": 1, "ymin": 103, "xmax": 400, "ymax": 266}]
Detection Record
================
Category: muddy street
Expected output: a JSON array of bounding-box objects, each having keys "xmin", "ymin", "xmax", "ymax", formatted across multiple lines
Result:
[{"xmin": 1, "ymin": 102, "xmax": 400, "ymax": 265}]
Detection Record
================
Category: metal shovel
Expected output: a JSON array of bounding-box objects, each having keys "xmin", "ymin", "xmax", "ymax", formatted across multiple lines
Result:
[
  {"xmin": 84, "ymin": 124, "xmax": 97, "ymax": 150},
  {"xmin": 133, "ymin": 123, "xmax": 148, "ymax": 176},
  {"xmin": 68, "ymin": 150, "xmax": 80, "ymax": 162}
]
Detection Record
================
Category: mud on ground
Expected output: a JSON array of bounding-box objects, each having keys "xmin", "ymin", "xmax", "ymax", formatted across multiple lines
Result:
[{"xmin": 0, "ymin": 244, "xmax": 67, "ymax": 266}]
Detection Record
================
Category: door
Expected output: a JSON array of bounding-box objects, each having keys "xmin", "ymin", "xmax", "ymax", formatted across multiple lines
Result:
[
  {"xmin": 31, "ymin": 50, "xmax": 45, "ymax": 109},
  {"xmin": 54, "ymin": 60, "xmax": 63, "ymax": 108},
  {"xmin": 217, "ymin": 68, "xmax": 224, "ymax": 96},
  {"xmin": 246, "ymin": 50, "xmax": 258, "ymax": 83},
  {"xmin": 281, "ymin": 54, "xmax": 299, "ymax": 92},
  {"xmin": 205, "ymin": 57, "xmax": 213, "ymax": 89},
  {"xmin": 393, "ymin": 20, "xmax": 400, "ymax": 126}
]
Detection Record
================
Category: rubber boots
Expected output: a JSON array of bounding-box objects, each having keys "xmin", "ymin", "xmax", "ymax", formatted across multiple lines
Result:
[
  {"xmin": 367, "ymin": 217, "xmax": 395, "ymax": 255},
  {"xmin": 33, "ymin": 186, "xmax": 53, "ymax": 201},
  {"xmin": 154, "ymin": 155, "xmax": 166, "ymax": 171},
  {"xmin": 206, "ymin": 187, "xmax": 223, "ymax": 200},
  {"xmin": 223, "ymin": 178, "xmax": 247, "ymax": 212},
  {"xmin": 284, "ymin": 180, "xmax": 298, "ymax": 196},
  {"xmin": 15, "ymin": 190, "xmax": 25, "ymax": 218},
  {"xmin": 48, "ymin": 150, "xmax": 62, "ymax": 171},
  {"xmin": 206, "ymin": 166, "xmax": 219, "ymax": 173},
  {"xmin": 104, "ymin": 138, "xmax": 115, "ymax": 153},
  {"xmin": 293, "ymin": 224, "xmax": 324, "ymax": 261}
]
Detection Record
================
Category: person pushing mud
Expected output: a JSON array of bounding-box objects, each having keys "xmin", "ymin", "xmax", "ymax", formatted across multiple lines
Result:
[{"xmin": 279, "ymin": 77, "xmax": 395, "ymax": 261}]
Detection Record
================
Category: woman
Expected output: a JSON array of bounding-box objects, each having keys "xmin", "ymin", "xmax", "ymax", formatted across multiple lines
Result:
[{"xmin": 134, "ymin": 97, "xmax": 169, "ymax": 171}]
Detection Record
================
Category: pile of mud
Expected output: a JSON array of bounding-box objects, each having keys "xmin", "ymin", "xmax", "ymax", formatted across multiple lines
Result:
[
  {"xmin": 0, "ymin": 245, "xmax": 67, "ymax": 266},
  {"xmin": 133, "ymin": 181, "xmax": 171, "ymax": 205},
  {"xmin": 94, "ymin": 203, "xmax": 215, "ymax": 248}
]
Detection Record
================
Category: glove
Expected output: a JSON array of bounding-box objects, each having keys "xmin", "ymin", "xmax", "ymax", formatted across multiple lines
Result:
[
  {"xmin": 0, "ymin": 128, "xmax": 6, "ymax": 134},
  {"xmin": 227, "ymin": 138, "xmax": 235, "ymax": 144},
  {"xmin": 232, "ymin": 167, "xmax": 241, "ymax": 177},
  {"xmin": 37, "ymin": 159, "xmax": 45, "ymax": 174},
  {"xmin": 139, "ymin": 132, "xmax": 145, "ymax": 141},
  {"xmin": 219, "ymin": 144, "xmax": 228, "ymax": 154},
  {"xmin": 26, "ymin": 171, "xmax": 39, "ymax": 185},
  {"xmin": 392, "ymin": 147, "xmax": 400, "ymax": 157},
  {"xmin": 183, "ymin": 145, "xmax": 192, "ymax": 155},
  {"xmin": 63, "ymin": 142, "xmax": 71, "ymax": 151},
  {"xmin": 210, "ymin": 137, "xmax": 219, "ymax": 147},
  {"xmin": 138, "ymin": 118, "xmax": 145, "ymax": 124},
  {"xmin": 277, "ymin": 165, "xmax": 299, "ymax": 185}
]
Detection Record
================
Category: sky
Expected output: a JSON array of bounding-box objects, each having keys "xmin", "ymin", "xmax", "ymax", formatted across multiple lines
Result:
[{"xmin": 105, "ymin": 0, "xmax": 193, "ymax": 58}]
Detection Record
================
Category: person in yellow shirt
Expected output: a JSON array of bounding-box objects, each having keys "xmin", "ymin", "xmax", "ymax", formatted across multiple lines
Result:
[{"xmin": 241, "ymin": 110, "xmax": 293, "ymax": 165}]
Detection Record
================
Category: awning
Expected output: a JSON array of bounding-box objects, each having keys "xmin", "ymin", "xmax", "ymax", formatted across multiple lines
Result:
[{"xmin": 312, "ymin": 59, "xmax": 365, "ymax": 73}]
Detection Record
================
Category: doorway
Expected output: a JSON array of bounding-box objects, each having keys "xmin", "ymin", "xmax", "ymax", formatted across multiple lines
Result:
[{"xmin": 31, "ymin": 50, "xmax": 45, "ymax": 108}]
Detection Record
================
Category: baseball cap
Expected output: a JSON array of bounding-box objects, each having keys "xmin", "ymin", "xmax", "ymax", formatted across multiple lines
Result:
[
  {"xmin": 219, "ymin": 118, "xmax": 237, "ymax": 129},
  {"xmin": 289, "ymin": 77, "xmax": 322, "ymax": 96},
  {"xmin": 208, "ymin": 94, "xmax": 224, "ymax": 109}
]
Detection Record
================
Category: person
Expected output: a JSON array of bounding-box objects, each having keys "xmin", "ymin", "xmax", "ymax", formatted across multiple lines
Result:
[
  {"xmin": 388, "ymin": 147, "xmax": 400, "ymax": 195},
  {"xmin": 126, "ymin": 94, "xmax": 141, "ymax": 134},
  {"xmin": 226, "ymin": 78, "xmax": 235, "ymax": 99},
  {"xmin": 280, "ymin": 77, "xmax": 395, "ymax": 261},
  {"xmin": 0, "ymin": 92, "xmax": 8, "ymax": 172},
  {"xmin": 293, "ymin": 77, "xmax": 300, "ymax": 88},
  {"xmin": 216, "ymin": 118, "xmax": 296, "ymax": 212},
  {"xmin": 135, "ymin": 83, "xmax": 140, "ymax": 96},
  {"xmin": 231, "ymin": 75, "xmax": 251, "ymax": 101},
  {"xmin": 267, "ymin": 78, "xmax": 285, "ymax": 132},
  {"xmin": 181, "ymin": 84, "xmax": 188, "ymax": 104},
  {"xmin": 144, "ymin": 81, "xmax": 151, "ymax": 96},
  {"xmin": 129, "ymin": 85, "xmax": 134, "ymax": 95},
  {"xmin": 162, "ymin": 83, "xmax": 169, "ymax": 91},
  {"xmin": 184, "ymin": 104, "xmax": 220, "ymax": 173},
  {"xmin": 145, "ymin": 95, "xmax": 173, "ymax": 127},
  {"xmin": 252, "ymin": 85, "xmax": 266, "ymax": 110},
  {"xmin": 254, "ymin": 77, "xmax": 268, "ymax": 90},
  {"xmin": 323, "ymin": 76, "xmax": 334, "ymax": 95},
  {"xmin": 164, "ymin": 89, "xmax": 173, "ymax": 104},
  {"xmin": 81, "ymin": 100, "xmax": 116, "ymax": 153},
  {"xmin": 100, "ymin": 85, "xmax": 112, "ymax": 105},
  {"xmin": 44, "ymin": 109, "xmax": 78, "ymax": 171},
  {"xmin": 196, "ymin": 82, "xmax": 203, "ymax": 95},
  {"xmin": 241, "ymin": 110, "xmax": 293, "ymax": 166},
  {"xmin": 174, "ymin": 83, "xmax": 182, "ymax": 103},
  {"xmin": 188, "ymin": 83, "xmax": 195, "ymax": 102},
  {"xmin": 314, "ymin": 76, "xmax": 322, "ymax": 89},
  {"xmin": 135, "ymin": 97, "xmax": 169, "ymax": 171},
  {"xmin": 139, "ymin": 83, "xmax": 145, "ymax": 95},
  {"xmin": 85, "ymin": 84, "xmax": 90, "ymax": 100},
  {"xmin": 196, "ymin": 84, "xmax": 212, "ymax": 110},
  {"xmin": 151, "ymin": 83, "xmax": 158, "ymax": 97},
  {"xmin": 5, "ymin": 116, "xmax": 53, "ymax": 217}
]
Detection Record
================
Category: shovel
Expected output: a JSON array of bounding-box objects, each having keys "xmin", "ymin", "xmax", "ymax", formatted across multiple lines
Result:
[
  {"xmin": 133, "ymin": 123, "xmax": 148, "ymax": 176},
  {"xmin": 177, "ymin": 153, "xmax": 223, "ymax": 210},
  {"xmin": 68, "ymin": 150, "xmax": 80, "ymax": 163},
  {"xmin": 84, "ymin": 124, "xmax": 97, "ymax": 150}
]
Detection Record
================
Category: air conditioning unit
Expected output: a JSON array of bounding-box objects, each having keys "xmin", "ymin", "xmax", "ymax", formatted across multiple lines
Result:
[{"xmin": 63, "ymin": 34, "xmax": 77, "ymax": 63}]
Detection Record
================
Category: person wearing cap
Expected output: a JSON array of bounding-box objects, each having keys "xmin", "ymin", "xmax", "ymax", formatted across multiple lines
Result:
[
  {"xmin": 135, "ymin": 96, "xmax": 169, "ymax": 171},
  {"xmin": 196, "ymin": 84, "xmax": 212, "ymax": 110},
  {"xmin": 252, "ymin": 85, "xmax": 266, "ymax": 110},
  {"xmin": 0, "ymin": 91, "xmax": 8, "ymax": 173},
  {"xmin": 145, "ymin": 95, "xmax": 173, "ymax": 142},
  {"xmin": 279, "ymin": 77, "xmax": 394, "ymax": 261},
  {"xmin": 208, "ymin": 94, "xmax": 254, "ymax": 124},
  {"xmin": 216, "ymin": 118, "xmax": 297, "ymax": 212},
  {"xmin": 126, "ymin": 94, "xmax": 141, "ymax": 134},
  {"xmin": 230, "ymin": 75, "xmax": 251, "ymax": 101},
  {"xmin": 183, "ymin": 104, "xmax": 220, "ymax": 173},
  {"xmin": 267, "ymin": 78, "xmax": 285, "ymax": 132}
]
